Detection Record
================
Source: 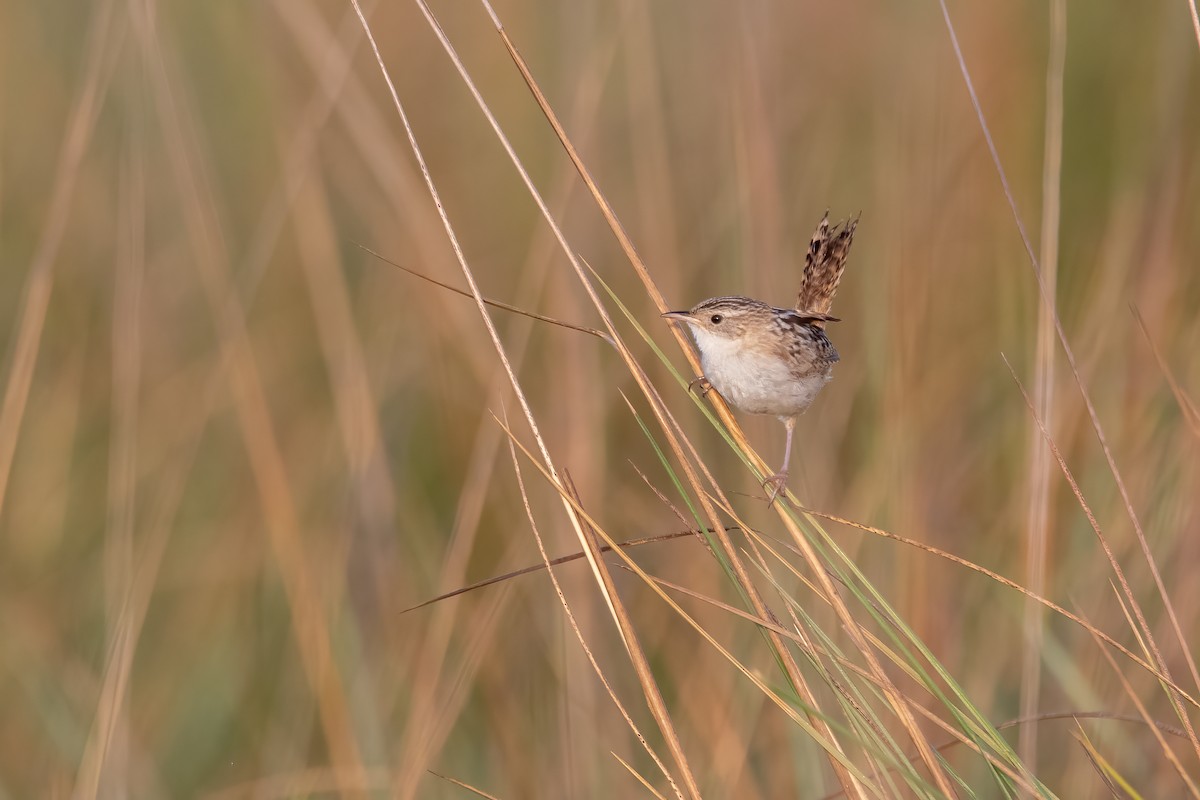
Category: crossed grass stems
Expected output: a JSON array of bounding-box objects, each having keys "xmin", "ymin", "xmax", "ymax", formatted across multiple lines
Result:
[{"xmin": 352, "ymin": 1, "xmax": 1200, "ymax": 797}]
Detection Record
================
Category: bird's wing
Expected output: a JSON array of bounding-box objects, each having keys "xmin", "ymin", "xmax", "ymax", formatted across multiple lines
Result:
[
  {"xmin": 795, "ymin": 211, "xmax": 859, "ymax": 320},
  {"xmin": 782, "ymin": 322, "xmax": 841, "ymax": 376}
]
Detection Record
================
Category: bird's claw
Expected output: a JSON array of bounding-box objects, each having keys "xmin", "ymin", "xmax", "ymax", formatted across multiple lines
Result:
[
  {"xmin": 763, "ymin": 472, "xmax": 789, "ymax": 507},
  {"xmin": 688, "ymin": 376, "xmax": 713, "ymax": 397}
]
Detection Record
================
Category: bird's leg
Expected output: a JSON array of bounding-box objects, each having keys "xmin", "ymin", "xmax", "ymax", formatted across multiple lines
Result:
[
  {"xmin": 764, "ymin": 416, "xmax": 796, "ymax": 506},
  {"xmin": 688, "ymin": 375, "xmax": 713, "ymax": 397}
]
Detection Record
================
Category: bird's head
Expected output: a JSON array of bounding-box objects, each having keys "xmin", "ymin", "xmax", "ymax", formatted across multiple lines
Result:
[{"xmin": 661, "ymin": 296, "xmax": 773, "ymax": 340}]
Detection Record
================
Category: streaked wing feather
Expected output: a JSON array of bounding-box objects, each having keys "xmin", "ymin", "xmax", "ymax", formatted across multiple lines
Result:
[{"xmin": 776, "ymin": 311, "xmax": 840, "ymax": 377}]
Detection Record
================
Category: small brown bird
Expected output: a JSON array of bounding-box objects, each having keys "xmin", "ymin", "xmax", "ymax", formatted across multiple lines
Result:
[{"xmin": 664, "ymin": 212, "xmax": 858, "ymax": 503}]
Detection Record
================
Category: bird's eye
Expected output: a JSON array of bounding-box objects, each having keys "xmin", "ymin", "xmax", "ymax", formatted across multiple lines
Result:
[{"xmin": 710, "ymin": 314, "xmax": 723, "ymax": 324}]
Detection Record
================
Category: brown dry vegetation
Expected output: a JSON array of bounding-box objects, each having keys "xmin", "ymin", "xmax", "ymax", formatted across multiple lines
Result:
[{"xmin": 2, "ymin": 0, "xmax": 1199, "ymax": 797}]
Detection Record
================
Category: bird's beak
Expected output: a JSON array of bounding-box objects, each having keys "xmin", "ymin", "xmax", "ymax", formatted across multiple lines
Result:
[{"xmin": 661, "ymin": 310, "xmax": 691, "ymax": 322}]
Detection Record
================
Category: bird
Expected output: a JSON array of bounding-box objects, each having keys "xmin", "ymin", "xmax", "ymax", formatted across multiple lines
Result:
[{"xmin": 663, "ymin": 212, "xmax": 858, "ymax": 504}]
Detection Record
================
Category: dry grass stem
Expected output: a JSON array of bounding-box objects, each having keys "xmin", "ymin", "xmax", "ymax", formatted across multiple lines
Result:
[{"xmin": 6, "ymin": 1, "xmax": 1195, "ymax": 795}]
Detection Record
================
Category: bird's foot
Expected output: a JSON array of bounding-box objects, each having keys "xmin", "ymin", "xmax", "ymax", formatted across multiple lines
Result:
[
  {"xmin": 763, "ymin": 471, "xmax": 790, "ymax": 507},
  {"xmin": 688, "ymin": 375, "xmax": 713, "ymax": 397}
]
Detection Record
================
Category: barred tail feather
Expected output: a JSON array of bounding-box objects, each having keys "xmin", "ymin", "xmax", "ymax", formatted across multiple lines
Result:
[{"xmin": 795, "ymin": 211, "xmax": 859, "ymax": 319}]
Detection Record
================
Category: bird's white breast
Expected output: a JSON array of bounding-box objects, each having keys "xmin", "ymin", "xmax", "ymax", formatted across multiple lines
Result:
[{"xmin": 691, "ymin": 326, "xmax": 830, "ymax": 419}]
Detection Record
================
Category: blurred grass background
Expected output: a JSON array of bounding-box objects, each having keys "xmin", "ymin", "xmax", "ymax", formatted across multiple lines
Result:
[{"xmin": 2, "ymin": 0, "xmax": 1199, "ymax": 796}]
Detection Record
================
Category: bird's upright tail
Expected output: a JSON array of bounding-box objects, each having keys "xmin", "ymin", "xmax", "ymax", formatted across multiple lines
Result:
[{"xmin": 795, "ymin": 211, "xmax": 859, "ymax": 322}]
